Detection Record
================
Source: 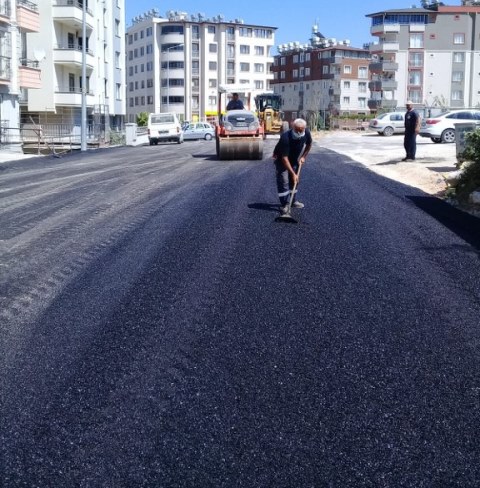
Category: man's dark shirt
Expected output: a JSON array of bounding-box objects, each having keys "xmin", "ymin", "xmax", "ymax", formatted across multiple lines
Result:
[
  {"xmin": 274, "ymin": 129, "xmax": 312, "ymax": 165},
  {"xmin": 405, "ymin": 109, "xmax": 420, "ymax": 134},
  {"xmin": 226, "ymin": 99, "xmax": 244, "ymax": 110}
]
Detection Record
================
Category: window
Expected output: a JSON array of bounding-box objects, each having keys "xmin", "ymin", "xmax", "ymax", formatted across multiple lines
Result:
[
  {"xmin": 323, "ymin": 66, "xmax": 329, "ymax": 74},
  {"xmin": 227, "ymin": 44, "xmax": 235, "ymax": 58},
  {"xmin": 358, "ymin": 82, "xmax": 367, "ymax": 93},
  {"xmin": 305, "ymin": 67, "xmax": 310, "ymax": 76},
  {"xmin": 240, "ymin": 45, "xmax": 250, "ymax": 54},
  {"xmin": 358, "ymin": 98, "xmax": 366, "ymax": 108},
  {"xmin": 115, "ymin": 19, "xmax": 120, "ymax": 36},
  {"xmin": 305, "ymin": 53, "xmax": 311, "ymax": 62},
  {"xmin": 239, "ymin": 27, "xmax": 252, "ymax": 37},
  {"xmin": 255, "ymin": 80, "xmax": 264, "ymax": 89},
  {"xmin": 452, "ymin": 71, "xmax": 463, "ymax": 82},
  {"xmin": 358, "ymin": 66, "xmax": 368, "ymax": 78},
  {"xmin": 343, "ymin": 81, "xmax": 350, "ymax": 89},
  {"xmin": 293, "ymin": 69, "xmax": 298, "ymax": 78},
  {"xmin": 209, "ymin": 79, "xmax": 217, "ymax": 88},
  {"xmin": 343, "ymin": 96, "xmax": 350, "ymax": 105},
  {"xmin": 255, "ymin": 46, "xmax": 264, "ymax": 56},
  {"xmin": 409, "ymin": 71, "xmax": 422, "ymax": 85},
  {"xmin": 280, "ymin": 57, "xmax": 286, "ymax": 66},
  {"xmin": 209, "ymin": 61, "xmax": 217, "ymax": 70},
  {"xmin": 208, "ymin": 96, "xmax": 217, "ymax": 105},
  {"xmin": 452, "ymin": 90, "xmax": 463, "ymax": 101},
  {"xmin": 192, "ymin": 25, "xmax": 200, "ymax": 39},
  {"xmin": 280, "ymin": 71, "xmax": 285, "ymax": 79},
  {"xmin": 161, "ymin": 25, "xmax": 184, "ymax": 35},
  {"xmin": 453, "ymin": 33, "xmax": 465, "ymax": 45},
  {"xmin": 344, "ymin": 65, "xmax": 351, "ymax": 74},
  {"xmin": 293, "ymin": 55, "xmax": 298, "ymax": 63},
  {"xmin": 409, "ymin": 52, "xmax": 423, "ymax": 67},
  {"xmin": 254, "ymin": 63, "xmax": 264, "ymax": 73},
  {"xmin": 409, "ymin": 33, "xmax": 424, "ymax": 48},
  {"xmin": 453, "ymin": 52, "xmax": 465, "ymax": 63},
  {"xmin": 208, "ymin": 25, "xmax": 216, "ymax": 34},
  {"xmin": 240, "ymin": 62, "xmax": 250, "ymax": 72},
  {"xmin": 209, "ymin": 43, "xmax": 217, "ymax": 53}
]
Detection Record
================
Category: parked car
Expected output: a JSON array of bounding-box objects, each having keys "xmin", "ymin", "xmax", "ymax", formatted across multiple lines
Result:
[
  {"xmin": 147, "ymin": 112, "xmax": 183, "ymax": 145},
  {"xmin": 368, "ymin": 112, "xmax": 405, "ymax": 136},
  {"xmin": 182, "ymin": 122, "xmax": 215, "ymax": 141},
  {"xmin": 419, "ymin": 109, "xmax": 480, "ymax": 143}
]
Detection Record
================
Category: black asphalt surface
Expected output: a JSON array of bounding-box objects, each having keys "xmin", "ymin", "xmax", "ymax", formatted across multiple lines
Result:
[{"xmin": 1, "ymin": 139, "xmax": 480, "ymax": 487}]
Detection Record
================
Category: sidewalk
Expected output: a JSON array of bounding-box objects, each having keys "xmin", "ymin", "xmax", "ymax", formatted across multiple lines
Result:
[
  {"xmin": 0, "ymin": 145, "xmax": 42, "ymax": 164},
  {"xmin": 315, "ymin": 131, "xmax": 457, "ymax": 195}
]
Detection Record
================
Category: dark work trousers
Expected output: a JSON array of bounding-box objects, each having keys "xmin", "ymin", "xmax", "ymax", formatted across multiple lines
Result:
[
  {"xmin": 275, "ymin": 158, "xmax": 299, "ymax": 206},
  {"xmin": 404, "ymin": 131, "xmax": 417, "ymax": 160}
]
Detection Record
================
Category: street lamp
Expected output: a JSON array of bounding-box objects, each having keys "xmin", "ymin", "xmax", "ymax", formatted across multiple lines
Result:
[{"xmin": 165, "ymin": 43, "xmax": 184, "ymax": 112}]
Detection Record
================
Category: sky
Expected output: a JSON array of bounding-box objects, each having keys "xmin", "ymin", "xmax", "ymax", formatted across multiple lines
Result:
[{"xmin": 125, "ymin": 0, "xmax": 435, "ymax": 51}]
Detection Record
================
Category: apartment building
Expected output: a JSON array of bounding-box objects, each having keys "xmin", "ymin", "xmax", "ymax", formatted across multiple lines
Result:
[
  {"xmin": 23, "ymin": 0, "xmax": 125, "ymax": 136},
  {"xmin": 125, "ymin": 10, "xmax": 276, "ymax": 123},
  {"xmin": 270, "ymin": 29, "xmax": 371, "ymax": 122},
  {"xmin": 366, "ymin": 1, "xmax": 480, "ymax": 111},
  {"xmin": 0, "ymin": 0, "xmax": 40, "ymax": 129}
]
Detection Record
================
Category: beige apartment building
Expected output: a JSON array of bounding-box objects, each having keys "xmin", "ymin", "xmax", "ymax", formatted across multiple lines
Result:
[
  {"xmin": 22, "ymin": 0, "xmax": 126, "ymax": 139},
  {"xmin": 125, "ymin": 10, "xmax": 276, "ymax": 123},
  {"xmin": 271, "ymin": 30, "xmax": 371, "ymax": 124},
  {"xmin": 0, "ymin": 0, "xmax": 41, "ymax": 131}
]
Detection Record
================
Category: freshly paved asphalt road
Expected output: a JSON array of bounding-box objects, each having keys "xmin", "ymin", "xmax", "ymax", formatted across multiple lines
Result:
[{"xmin": 1, "ymin": 139, "xmax": 480, "ymax": 487}]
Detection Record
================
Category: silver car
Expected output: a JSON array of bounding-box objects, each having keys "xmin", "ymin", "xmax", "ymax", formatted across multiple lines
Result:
[
  {"xmin": 182, "ymin": 122, "xmax": 215, "ymax": 141},
  {"xmin": 369, "ymin": 112, "xmax": 405, "ymax": 136}
]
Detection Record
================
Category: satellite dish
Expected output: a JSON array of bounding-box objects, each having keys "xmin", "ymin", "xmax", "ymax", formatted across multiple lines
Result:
[{"xmin": 33, "ymin": 49, "xmax": 46, "ymax": 62}]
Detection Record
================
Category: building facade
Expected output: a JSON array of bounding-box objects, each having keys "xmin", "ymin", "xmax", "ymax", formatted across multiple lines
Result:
[
  {"xmin": 23, "ymin": 0, "xmax": 126, "ymax": 136},
  {"xmin": 0, "ymin": 0, "xmax": 40, "ymax": 130},
  {"xmin": 270, "ymin": 29, "xmax": 371, "ymax": 123},
  {"xmin": 125, "ymin": 10, "xmax": 276, "ymax": 123},
  {"xmin": 367, "ymin": 2, "xmax": 480, "ymax": 112}
]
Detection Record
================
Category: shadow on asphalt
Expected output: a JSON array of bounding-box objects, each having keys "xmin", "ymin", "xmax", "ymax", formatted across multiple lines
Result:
[
  {"xmin": 248, "ymin": 202, "xmax": 280, "ymax": 213},
  {"xmin": 407, "ymin": 196, "xmax": 480, "ymax": 253}
]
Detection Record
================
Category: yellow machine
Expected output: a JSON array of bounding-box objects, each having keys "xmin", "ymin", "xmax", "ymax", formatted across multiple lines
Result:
[{"xmin": 254, "ymin": 93, "xmax": 289, "ymax": 135}]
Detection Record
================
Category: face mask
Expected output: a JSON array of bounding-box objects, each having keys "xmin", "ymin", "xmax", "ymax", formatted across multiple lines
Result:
[{"xmin": 291, "ymin": 129, "xmax": 305, "ymax": 140}]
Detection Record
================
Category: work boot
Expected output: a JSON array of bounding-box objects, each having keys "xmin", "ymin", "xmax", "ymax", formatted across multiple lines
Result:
[
  {"xmin": 280, "ymin": 205, "xmax": 289, "ymax": 214},
  {"xmin": 292, "ymin": 201, "xmax": 304, "ymax": 209}
]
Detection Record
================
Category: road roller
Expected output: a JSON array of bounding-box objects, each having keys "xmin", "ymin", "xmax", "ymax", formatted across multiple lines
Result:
[
  {"xmin": 215, "ymin": 109, "xmax": 264, "ymax": 160},
  {"xmin": 215, "ymin": 84, "xmax": 264, "ymax": 161}
]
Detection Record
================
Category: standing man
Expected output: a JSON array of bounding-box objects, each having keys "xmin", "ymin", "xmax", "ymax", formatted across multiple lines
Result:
[
  {"xmin": 403, "ymin": 100, "xmax": 421, "ymax": 161},
  {"xmin": 226, "ymin": 93, "xmax": 244, "ymax": 111},
  {"xmin": 273, "ymin": 118, "xmax": 313, "ymax": 214}
]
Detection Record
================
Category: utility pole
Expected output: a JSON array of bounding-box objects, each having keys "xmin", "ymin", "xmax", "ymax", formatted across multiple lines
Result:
[{"xmin": 81, "ymin": 1, "xmax": 87, "ymax": 151}]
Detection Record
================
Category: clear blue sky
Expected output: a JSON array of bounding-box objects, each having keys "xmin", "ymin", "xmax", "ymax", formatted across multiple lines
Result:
[{"xmin": 125, "ymin": 1, "xmax": 431, "ymax": 50}]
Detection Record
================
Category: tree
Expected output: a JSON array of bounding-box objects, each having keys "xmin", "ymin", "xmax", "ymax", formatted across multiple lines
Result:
[{"xmin": 136, "ymin": 111, "xmax": 149, "ymax": 127}]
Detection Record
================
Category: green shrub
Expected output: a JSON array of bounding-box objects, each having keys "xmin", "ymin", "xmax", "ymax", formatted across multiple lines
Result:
[{"xmin": 456, "ymin": 129, "xmax": 480, "ymax": 203}]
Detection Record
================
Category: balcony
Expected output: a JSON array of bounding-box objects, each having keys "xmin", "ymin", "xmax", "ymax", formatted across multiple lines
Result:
[
  {"xmin": 17, "ymin": 0, "xmax": 39, "ymax": 32},
  {"xmin": 369, "ymin": 79, "xmax": 398, "ymax": 91},
  {"xmin": 52, "ymin": 0, "xmax": 93, "ymax": 31},
  {"xmin": 18, "ymin": 58, "xmax": 41, "ymax": 88},
  {"xmin": 371, "ymin": 23, "xmax": 400, "ymax": 35},
  {"xmin": 369, "ymin": 60, "xmax": 398, "ymax": 73},
  {"xmin": 368, "ymin": 98, "xmax": 397, "ymax": 110},
  {"xmin": 54, "ymin": 87, "xmax": 95, "ymax": 106},
  {"xmin": 371, "ymin": 41, "xmax": 400, "ymax": 53},
  {"xmin": 53, "ymin": 46, "xmax": 94, "ymax": 70}
]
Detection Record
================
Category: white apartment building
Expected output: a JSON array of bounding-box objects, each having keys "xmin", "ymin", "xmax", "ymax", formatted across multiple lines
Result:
[
  {"xmin": 0, "ymin": 0, "xmax": 41, "ymax": 130},
  {"xmin": 23, "ymin": 0, "xmax": 125, "ymax": 136},
  {"xmin": 126, "ymin": 10, "xmax": 276, "ymax": 123}
]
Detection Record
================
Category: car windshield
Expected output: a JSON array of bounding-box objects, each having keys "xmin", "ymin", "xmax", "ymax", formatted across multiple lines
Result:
[{"xmin": 151, "ymin": 115, "xmax": 175, "ymax": 124}]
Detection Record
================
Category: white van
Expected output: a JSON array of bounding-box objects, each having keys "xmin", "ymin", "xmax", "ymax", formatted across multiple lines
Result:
[{"xmin": 147, "ymin": 113, "xmax": 183, "ymax": 145}]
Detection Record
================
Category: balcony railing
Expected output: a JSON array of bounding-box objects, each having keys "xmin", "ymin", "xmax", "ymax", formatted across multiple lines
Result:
[
  {"xmin": 17, "ymin": 0, "xmax": 38, "ymax": 11},
  {"xmin": 19, "ymin": 57, "xmax": 39, "ymax": 68},
  {"xmin": 54, "ymin": 0, "xmax": 93, "ymax": 16}
]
